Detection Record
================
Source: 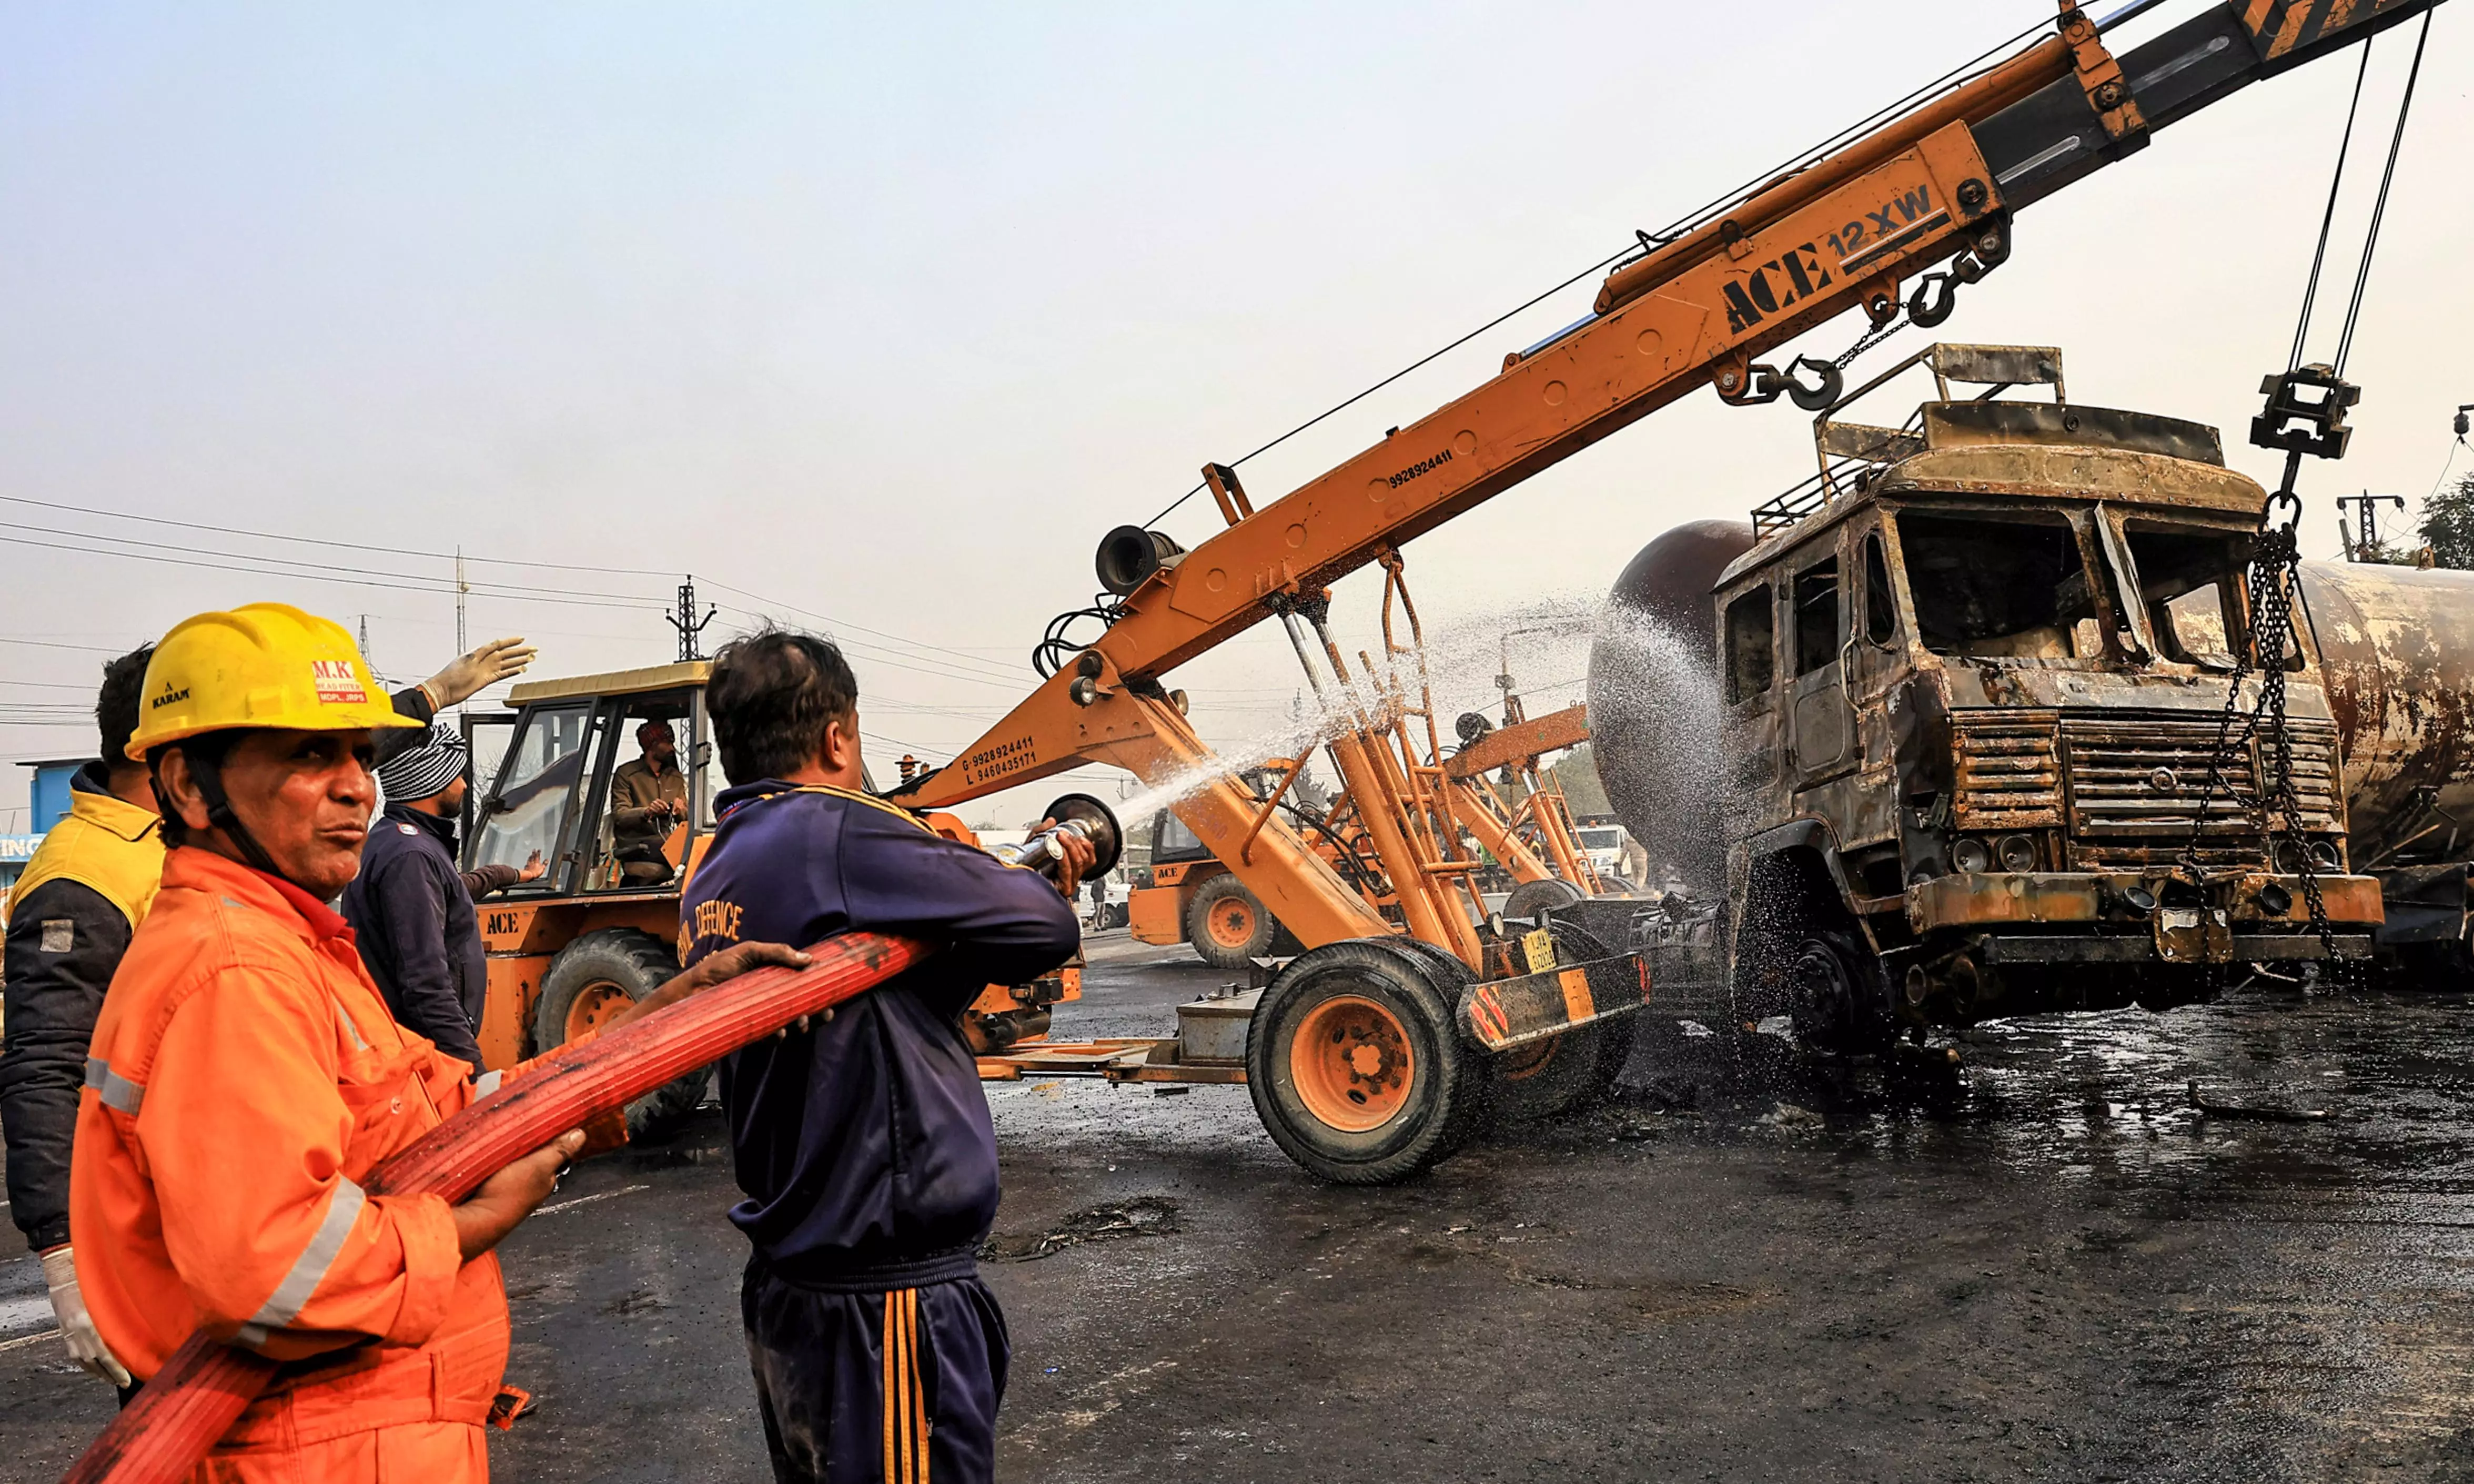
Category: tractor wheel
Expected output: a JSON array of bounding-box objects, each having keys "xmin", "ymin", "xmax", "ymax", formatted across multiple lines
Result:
[
  {"xmin": 1188, "ymin": 873, "xmax": 1276, "ymax": 969},
  {"xmin": 1502, "ymin": 876, "xmax": 1584, "ymax": 925},
  {"xmin": 1246, "ymin": 940, "xmax": 1486, "ymax": 1184},
  {"xmin": 534, "ymin": 928, "xmax": 708, "ymax": 1144}
]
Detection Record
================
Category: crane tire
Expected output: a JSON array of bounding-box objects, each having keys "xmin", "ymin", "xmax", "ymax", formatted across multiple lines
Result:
[
  {"xmin": 1188, "ymin": 873, "xmax": 1277, "ymax": 969},
  {"xmin": 1247, "ymin": 940, "xmax": 1485, "ymax": 1184},
  {"xmin": 1502, "ymin": 876, "xmax": 1584, "ymax": 926},
  {"xmin": 1488, "ymin": 917, "xmax": 1623, "ymax": 1121},
  {"xmin": 535, "ymin": 928, "xmax": 709, "ymax": 1144}
]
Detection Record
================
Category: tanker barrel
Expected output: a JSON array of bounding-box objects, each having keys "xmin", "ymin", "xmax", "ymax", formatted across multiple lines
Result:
[
  {"xmin": 1588, "ymin": 520, "xmax": 1758, "ymax": 896},
  {"xmin": 2299, "ymin": 561, "xmax": 2474, "ymax": 865}
]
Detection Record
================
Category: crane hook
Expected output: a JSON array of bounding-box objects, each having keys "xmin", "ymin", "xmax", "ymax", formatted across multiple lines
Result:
[
  {"xmin": 1908, "ymin": 272, "xmax": 1961, "ymax": 329},
  {"xmin": 1784, "ymin": 357, "xmax": 1844, "ymax": 412}
]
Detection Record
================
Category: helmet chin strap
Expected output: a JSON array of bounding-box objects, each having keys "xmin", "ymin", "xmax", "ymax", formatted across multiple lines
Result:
[{"xmin": 163, "ymin": 745, "xmax": 290, "ymax": 883}]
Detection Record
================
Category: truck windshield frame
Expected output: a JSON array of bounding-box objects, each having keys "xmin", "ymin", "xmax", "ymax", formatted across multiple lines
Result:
[
  {"xmin": 2107, "ymin": 510, "xmax": 2258, "ymax": 673},
  {"xmin": 1888, "ymin": 506, "xmax": 2135, "ymax": 665}
]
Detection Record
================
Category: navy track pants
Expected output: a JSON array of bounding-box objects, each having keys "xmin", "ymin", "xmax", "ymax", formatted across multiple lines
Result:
[{"xmin": 743, "ymin": 1260, "xmax": 1011, "ymax": 1484}]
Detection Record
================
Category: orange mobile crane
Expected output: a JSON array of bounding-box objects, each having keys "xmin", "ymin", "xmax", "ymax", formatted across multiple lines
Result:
[
  {"xmin": 1128, "ymin": 677, "xmax": 1611, "ymax": 966},
  {"xmin": 893, "ymin": 0, "xmax": 2445, "ymax": 1183}
]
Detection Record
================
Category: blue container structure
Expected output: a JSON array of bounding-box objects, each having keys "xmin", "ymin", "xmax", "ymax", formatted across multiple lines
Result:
[
  {"xmin": 4, "ymin": 758, "xmax": 96, "ymax": 901},
  {"xmin": 28, "ymin": 758, "xmax": 88, "ymax": 832}
]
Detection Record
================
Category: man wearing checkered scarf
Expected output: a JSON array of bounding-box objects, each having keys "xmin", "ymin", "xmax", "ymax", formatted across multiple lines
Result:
[{"xmin": 338, "ymin": 723, "xmax": 536, "ymax": 1072}]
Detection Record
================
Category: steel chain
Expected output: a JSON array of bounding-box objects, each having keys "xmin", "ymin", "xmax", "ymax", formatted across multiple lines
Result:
[
  {"xmin": 2178, "ymin": 491, "xmax": 2346, "ymax": 986},
  {"xmin": 1833, "ymin": 312, "xmax": 1910, "ymax": 371}
]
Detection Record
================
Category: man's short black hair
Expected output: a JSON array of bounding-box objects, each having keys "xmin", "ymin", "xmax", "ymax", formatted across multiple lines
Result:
[
  {"xmin": 706, "ymin": 629, "xmax": 860, "ymax": 786},
  {"xmin": 147, "ymin": 729, "xmax": 236, "ymax": 849},
  {"xmin": 97, "ymin": 643, "xmax": 156, "ymax": 772}
]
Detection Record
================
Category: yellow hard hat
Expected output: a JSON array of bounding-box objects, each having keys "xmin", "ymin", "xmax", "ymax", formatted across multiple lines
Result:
[{"xmin": 125, "ymin": 603, "xmax": 419, "ymax": 760}]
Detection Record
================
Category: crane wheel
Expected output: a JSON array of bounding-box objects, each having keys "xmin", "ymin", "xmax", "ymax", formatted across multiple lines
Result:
[
  {"xmin": 1247, "ymin": 940, "xmax": 1485, "ymax": 1184},
  {"xmin": 1188, "ymin": 873, "xmax": 1276, "ymax": 969},
  {"xmin": 1502, "ymin": 876, "xmax": 1584, "ymax": 926},
  {"xmin": 534, "ymin": 928, "xmax": 710, "ymax": 1144},
  {"xmin": 1491, "ymin": 917, "xmax": 1628, "ymax": 1120}
]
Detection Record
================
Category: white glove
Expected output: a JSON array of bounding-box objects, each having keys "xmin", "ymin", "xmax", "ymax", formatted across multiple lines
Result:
[
  {"xmin": 41, "ymin": 1245, "xmax": 131, "ymax": 1388},
  {"xmin": 422, "ymin": 637, "xmax": 539, "ymax": 710}
]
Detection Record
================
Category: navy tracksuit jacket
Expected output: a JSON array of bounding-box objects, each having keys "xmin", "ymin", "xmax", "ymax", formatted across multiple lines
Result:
[{"xmin": 681, "ymin": 780, "xmax": 1080, "ymax": 1484}]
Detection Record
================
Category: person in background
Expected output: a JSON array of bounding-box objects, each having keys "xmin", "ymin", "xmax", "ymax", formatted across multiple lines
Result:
[
  {"xmin": 680, "ymin": 628, "xmax": 1087, "ymax": 1484},
  {"xmin": 72, "ymin": 603, "xmax": 804, "ymax": 1481},
  {"xmin": 0, "ymin": 644, "xmax": 158, "ymax": 1389},
  {"xmin": 610, "ymin": 719, "xmax": 688, "ymax": 883},
  {"xmin": 341, "ymin": 724, "xmax": 542, "ymax": 1073},
  {"xmin": 0, "ymin": 633, "xmax": 535, "ymax": 1392}
]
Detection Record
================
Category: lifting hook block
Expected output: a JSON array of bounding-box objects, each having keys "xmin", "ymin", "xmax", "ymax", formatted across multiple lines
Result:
[{"xmin": 1714, "ymin": 357, "xmax": 1787, "ymax": 407}]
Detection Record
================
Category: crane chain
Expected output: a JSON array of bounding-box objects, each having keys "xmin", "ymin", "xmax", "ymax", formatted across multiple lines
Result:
[
  {"xmin": 1832, "ymin": 311, "xmax": 1910, "ymax": 371},
  {"xmin": 2177, "ymin": 489, "xmax": 2346, "ymax": 986}
]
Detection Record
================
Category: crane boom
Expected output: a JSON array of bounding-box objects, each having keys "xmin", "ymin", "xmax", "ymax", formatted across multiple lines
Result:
[{"xmin": 896, "ymin": 0, "xmax": 2441, "ymax": 822}]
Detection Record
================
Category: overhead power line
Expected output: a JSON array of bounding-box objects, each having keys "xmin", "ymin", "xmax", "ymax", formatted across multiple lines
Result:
[
  {"xmin": 0, "ymin": 496, "xmax": 1037, "ymax": 695},
  {"xmin": 1, "ymin": 530, "xmax": 667, "ymax": 612},
  {"xmin": 701, "ymin": 582, "xmax": 1031, "ymax": 683},
  {"xmin": 0, "ymin": 493, "xmax": 678, "ymax": 577}
]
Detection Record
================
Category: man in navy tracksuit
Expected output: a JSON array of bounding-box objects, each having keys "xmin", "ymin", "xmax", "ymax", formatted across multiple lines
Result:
[{"xmin": 681, "ymin": 629, "xmax": 1088, "ymax": 1484}]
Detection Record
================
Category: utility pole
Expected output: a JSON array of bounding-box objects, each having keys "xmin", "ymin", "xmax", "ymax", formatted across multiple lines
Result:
[
  {"xmin": 358, "ymin": 614, "xmax": 372, "ymax": 674},
  {"xmin": 2336, "ymin": 492, "xmax": 2407, "ymax": 562},
  {"xmin": 455, "ymin": 546, "xmax": 468, "ymax": 657},
  {"xmin": 667, "ymin": 574, "xmax": 717, "ymax": 661}
]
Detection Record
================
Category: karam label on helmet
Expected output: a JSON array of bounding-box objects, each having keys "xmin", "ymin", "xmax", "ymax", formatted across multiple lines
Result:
[{"xmin": 311, "ymin": 658, "xmax": 369, "ymax": 705}]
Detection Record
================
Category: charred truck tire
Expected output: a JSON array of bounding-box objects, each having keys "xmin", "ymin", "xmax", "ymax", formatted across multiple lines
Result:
[
  {"xmin": 1188, "ymin": 872, "xmax": 1277, "ymax": 969},
  {"xmin": 1247, "ymin": 940, "xmax": 1485, "ymax": 1184},
  {"xmin": 1787, "ymin": 929, "xmax": 1895, "ymax": 1055},
  {"xmin": 533, "ymin": 928, "xmax": 709, "ymax": 1144}
]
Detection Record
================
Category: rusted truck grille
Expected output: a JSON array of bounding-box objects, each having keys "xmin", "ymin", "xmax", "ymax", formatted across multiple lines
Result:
[
  {"xmin": 2059, "ymin": 714, "xmax": 2342, "ymax": 869},
  {"xmin": 1951, "ymin": 710, "xmax": 2062, "ymax": 830}
]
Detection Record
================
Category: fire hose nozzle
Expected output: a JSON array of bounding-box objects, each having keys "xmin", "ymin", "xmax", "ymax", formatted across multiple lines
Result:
[{"xmin": 988, "ymin": 793, "xmax": 1123, "ymax": 880}]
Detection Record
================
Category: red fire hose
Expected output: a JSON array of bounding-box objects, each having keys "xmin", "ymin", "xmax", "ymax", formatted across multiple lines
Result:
[{"xmin": 62, "ymin": 932, "xmax": 930, "ymax": 1484}]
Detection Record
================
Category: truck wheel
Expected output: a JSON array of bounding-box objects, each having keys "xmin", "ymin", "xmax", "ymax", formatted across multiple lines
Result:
[
  {"xmin": 534, "ymin": 928, "xmax": 708, "ymax": 1144},
  {"xmin": 1189, "ymin": 874, "xmax": 1276, "ymax": 969},
  {"xmin": 1502, "ymin": 876, "xmax": 1583, "ymax": 924},
  {"xmin": 1786, "ymin": 930, "xmax": 1893, "ymax": 1054},
  {"xmin": 1247, "ymin": 940, "xmax": 1485, "ymax": 1184}
]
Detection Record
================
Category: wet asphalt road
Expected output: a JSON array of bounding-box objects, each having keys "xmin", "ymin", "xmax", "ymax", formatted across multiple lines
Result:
[{"xmin": 10, "ymin": 935, "xmax": 2474, "ymax": 1481}]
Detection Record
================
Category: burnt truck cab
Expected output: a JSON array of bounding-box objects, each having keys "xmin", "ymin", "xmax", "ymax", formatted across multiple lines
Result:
[{"xmin": 1715, "ymin": 344, "xmax": 2380, "ymax": 1044}]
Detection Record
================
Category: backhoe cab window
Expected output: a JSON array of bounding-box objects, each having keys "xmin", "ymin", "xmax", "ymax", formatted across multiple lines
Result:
[
  {"xmin": 1724, "ymin": 587, "xmax": 1774, "ymax": 703},
  {"xmin": 1898, "ymin": 512, "xmax": 2108, "ymax": 660},
  {"xmin": 471, "ymin": 703, "xmax": 594, "ymax": 888},
  {"xmin": 2125, "ymin": 521, "xmax": 2249, "ymax": 670}
]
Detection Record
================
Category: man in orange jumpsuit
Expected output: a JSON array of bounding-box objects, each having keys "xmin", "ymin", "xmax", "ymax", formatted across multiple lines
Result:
[{"xmin": 70, "ymin": 604, "xmax": 802, "ymax": 1480}]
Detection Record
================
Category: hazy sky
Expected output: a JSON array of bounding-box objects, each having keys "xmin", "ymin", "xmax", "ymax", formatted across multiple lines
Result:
[{"xmin": 4, "ymin": 2, "xmax": 2469, "ymax": 829}]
